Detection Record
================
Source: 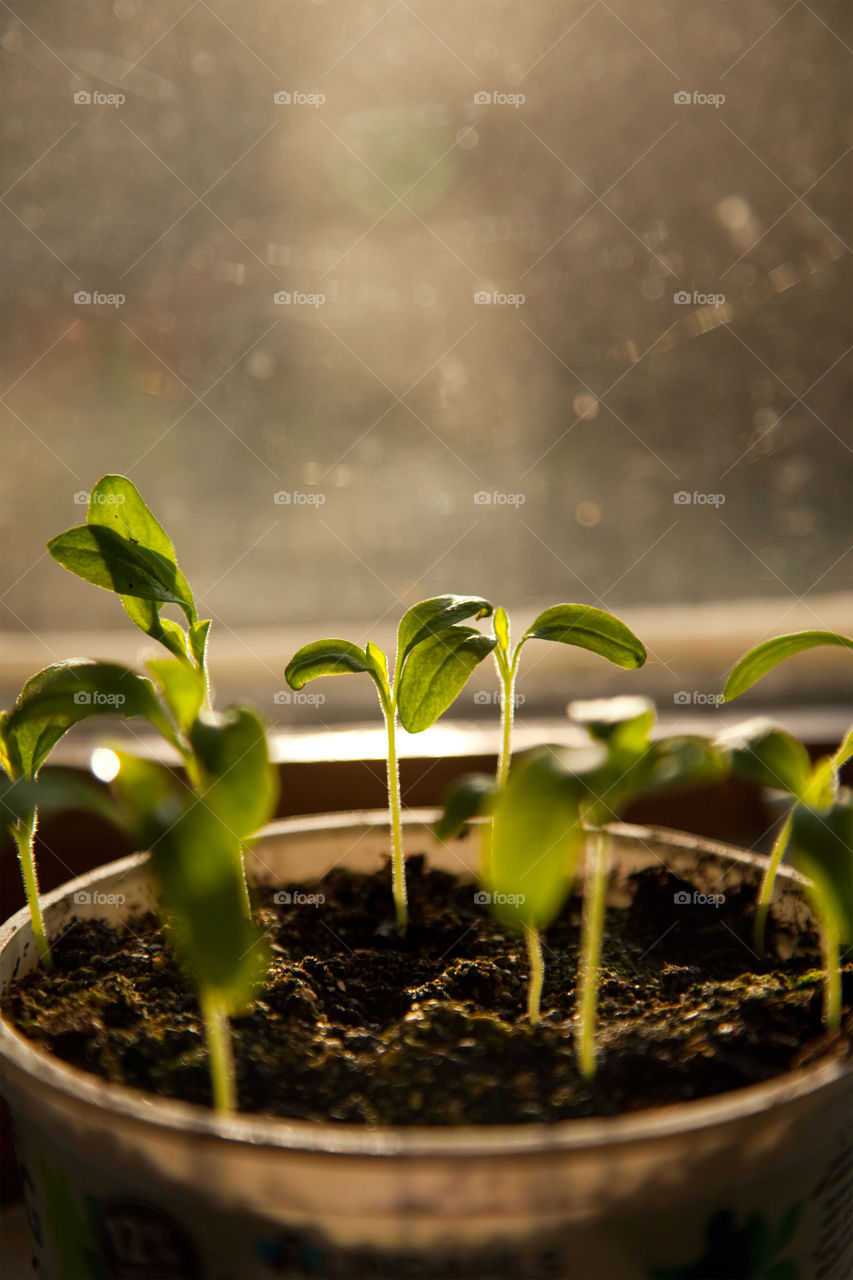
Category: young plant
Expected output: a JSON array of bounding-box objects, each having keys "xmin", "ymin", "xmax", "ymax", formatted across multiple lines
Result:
[
  {"xmin": 789, "ymin": 792, "xmax": 852, "ymax": 1033},
  {"xmin": 0, "ymin": 475, "xmax": 278, "ymax": 1110},
  {"xmin": 489, "ymin": 604, "xmax": 647, "ymax": 787},
  {"xmin": 285, "ymin": 596, "xmax": 495, "ymax": 932},
  {"xmin": 722, "ymin": 630, "xmax": 853, "ymax": 952}
]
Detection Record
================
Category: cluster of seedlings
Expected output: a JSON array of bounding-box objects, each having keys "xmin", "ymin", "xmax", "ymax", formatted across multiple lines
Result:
[{"xmin": 2, "ymin": 475, "xmax": 851, "ymax": 1112}]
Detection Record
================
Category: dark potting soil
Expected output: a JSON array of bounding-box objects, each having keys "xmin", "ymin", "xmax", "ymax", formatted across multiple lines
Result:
[{"xmin": 5, "ymin": 855, "xmax": 851, "ymax": 1125}]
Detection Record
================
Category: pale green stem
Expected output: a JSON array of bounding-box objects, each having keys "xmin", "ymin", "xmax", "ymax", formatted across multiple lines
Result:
[
  {"xmin": 13, "ymin": 810, "xmax": 52, "ymax": 971},
  {"xmin": 822, "ymin": 921, "xmax": 841, "ymax": 1035},
  {"xmin": 525, "ymin": 924, "xmax": 544, "ymax": 1025},
  {"xmin": 201, "ymin": 991, "xmax": 236, "ymax": 1113},
  {"xmin": 576, "ymin": 829, "xmax": 609, "ymax": 1080},
  {"xmin": 383, "ymin": 705, "xmax": 408, "ymax": 934},
  {"xmin": 753, "ymin": 810, "xmax": 794, "ymax": 954},
  {"xmin": 496, "ymin": 664, "xmax": 517, "ymax": 789}
]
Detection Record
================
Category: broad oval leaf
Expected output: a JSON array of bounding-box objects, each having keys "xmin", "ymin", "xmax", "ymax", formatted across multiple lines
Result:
[
  {"xmin": 716, "ymin": 718, "xmax": 812, "ymax": 798},
  {"xmin": 189, "ymin": 706, "xmax": 278, "ymax": 841},
  {"xmin": 488, "ymin": 748, "xmax": 591, "ymax": 932},
  {"xmin": 723, "ymin": 631, "xmax": 853, "ymax": 702},
  {"xmin": 521, "ymin": 604, "xmax": 646, "ymax": 670},
  {"xmin": 3, "ymin": 660, "xmax": 178, "ymax": 778},
  {"xmin": 285, "ymin": 639, "xmax": 385, "ymax": 694},
  {"xmin": 397, "ymin": 628, "xmax": 496, "ymax": 732},
  {"xmin": 436, "ymin": 773, "xmax": 498, "ymax": 841},
  {"xmin": 47, "ymin": 525, "xmax": 196, "ymax": 623},
  {"xmin": 791, "ymin": 793, "xmax": 853, "ymax": 945},
  {"xmin": 397, "ymin": 595, "xmax": 493, "ymax": 668}
]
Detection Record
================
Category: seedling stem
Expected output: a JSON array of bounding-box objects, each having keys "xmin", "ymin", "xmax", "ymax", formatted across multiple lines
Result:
[
  {"xmin": 525, "ymin": 924, "xmax": 544, "ymax": 1025},
  {"xmin": 577, "ymin": 828, "xmax": 609, "ymax": 1080}
]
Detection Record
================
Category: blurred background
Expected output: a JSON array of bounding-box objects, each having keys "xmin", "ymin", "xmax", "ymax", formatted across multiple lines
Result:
[{"xmin": 2, "ymin": 0, "xmax": 851, "ymax": 722}]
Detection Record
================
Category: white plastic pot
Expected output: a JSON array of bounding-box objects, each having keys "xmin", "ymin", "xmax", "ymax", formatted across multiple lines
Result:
[{"xmin": 1, "ymin": 813, "xmax": 850, "ymax": 1280}]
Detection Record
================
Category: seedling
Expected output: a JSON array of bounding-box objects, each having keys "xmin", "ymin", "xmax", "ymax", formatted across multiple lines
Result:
[
  {"xmin": 789, "ymin": 792, "xmax": 852, "ymax": 1033},
  {"xmin": 0, "ymin": 476, "xmax": 278, "ymax": 1110},
  {"xmin": 489, "ymin": 604, "xmax": 647, "ymax": 787},
  {"xmin": 285, "ymin": 596, "xmax": 495, "ymax": 932},
  {"xmin": 722, "ymin": 630, "xmax": 853, "ymax": 952}
]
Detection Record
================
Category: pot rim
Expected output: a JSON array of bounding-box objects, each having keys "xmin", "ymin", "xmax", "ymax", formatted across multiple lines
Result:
[{"xmin": 0, "ymin": 811, "xmax": 848, "ymax": 1159}]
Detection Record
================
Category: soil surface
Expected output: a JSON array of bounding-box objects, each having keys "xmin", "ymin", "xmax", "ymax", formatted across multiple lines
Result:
[{"xmin": 5, "ymin": 856, "xmax": 851, "ymax": 1124}]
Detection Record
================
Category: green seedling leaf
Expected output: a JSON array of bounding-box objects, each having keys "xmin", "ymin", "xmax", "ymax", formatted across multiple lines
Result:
[
  {"xmin": 723, "ymin": 631, "xmax": 853, "ymax": 702},
  {"xmin": 638, "ymin": 735, "xmax": 728, "ymax": 796},
  {"xmin": 569, "ymin": 696, "xmax": 655, "ymax": 752},
  {"xmin": 493, "ymin": 606, "xmax": 510, "ymax": 652},
  {"xmin": 1, "ymin": 770, "xmax": 124, "ymax": 836},
  {"xmin": 3, "ymin": 660, "xmax": 179, "ymax": 778},
  {"xmin": 148, "ymin": 658, "xmax": 206, "ymax": 735},
  {"xmin": 436, "ymin": 773, "xmax": 499, "ymax": 841},
  {"xmin": 189, "ymin": 619, "xmax": 212, "ymax": 668},
  {"xmin": 397, "ymin": 627, "xmax": 497, "ymax": 732},
  {"xmin": 47, "ymin": 525, "xmax": 196, "ymax": 623},
  {"xmin": 832, "ymin": 725, "xmax": 853, "ymax": 770},
  {"xmin": 790, "ymin": 794, "xmax": 853, "ymax": 945},
  {"xmin": 397, "ymin": 595, "xmax": 493, "ymax": 667},
  {"xmin": 285, "ymin": 638, "xmax": 386, "ymax": 698},
  {"xmin": 189, "ymin": 706, "xmax": 278, "ymax": 841},
  {"xmin": 716, "ymin": 719, "xmax": 812, "ymax": 798},
  {"xmin": 802, "ymin": 756, "xmax": 837, "ymax": 807},
  {"xmin": 122, "ymin": 598, "xmax": 191, "ymax": 664},
  {"xmin": 488, "ymin": 747, "xmax": 602, "ymax": 932},
  {"xmin": 521, "ymin": 604, "xmax": 647, "ymax": 669}
]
